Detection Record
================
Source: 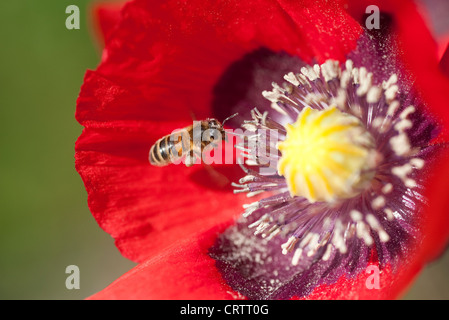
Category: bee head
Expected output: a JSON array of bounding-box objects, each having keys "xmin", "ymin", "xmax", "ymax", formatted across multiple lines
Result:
[
  {"xmin": 205, "ymin": 118, "xmax": 226, "ymax": 142},
  {"xmin": 205, "ymin": 113, "xmax": 237, "ymax": 143},
  {"xmin": 207, "ymin": 118, "xmax": 221, "ymax": 129}
]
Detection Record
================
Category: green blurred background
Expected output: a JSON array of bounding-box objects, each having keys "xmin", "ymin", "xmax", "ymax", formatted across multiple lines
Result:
[
  {"xmin": 0, "ymin": 0, "xmax": 136, "ymax": 299},
  {"xmin": 0, "ymin": 0, "xmax": 448, "ymax": 299}
]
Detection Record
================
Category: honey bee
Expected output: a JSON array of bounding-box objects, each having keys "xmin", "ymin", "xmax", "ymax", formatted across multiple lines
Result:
[{"xmin": 149, "ymin": 114, "xmax": 237, "ymax": 167}]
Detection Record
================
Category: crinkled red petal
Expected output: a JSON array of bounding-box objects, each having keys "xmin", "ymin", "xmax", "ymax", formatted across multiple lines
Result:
[
  {"xmin": 94, "ymin": 0, "xmax": 362, "ymax": 119},
  {"xmin": 415, "ymin": 148, "xmax": 449, "ymax": 263},
  {"xmin": 87, "ymin": 222, "xmax": 242, "ymax": 300},
  {"xmin": 76, "ymin": 71, "xmax": 246, "ymax": 262},
  {"xmin": 440, "ymin": 43, "xmax": 449, "ymax": 78},
  {"xmin": 297, "ymin": 263, "xmax": 421, "ymax": 300},
  {"xmin": 90, "ymin": 1, "xmax": 126, "ymax": 48}
]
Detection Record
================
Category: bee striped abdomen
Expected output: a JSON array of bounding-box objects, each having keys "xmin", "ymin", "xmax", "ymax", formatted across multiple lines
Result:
[{"xmin": 149, "ymin": 134, "xmax": 181, "ymax": 166}]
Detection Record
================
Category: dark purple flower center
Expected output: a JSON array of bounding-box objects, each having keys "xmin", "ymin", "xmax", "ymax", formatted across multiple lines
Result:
[
  {"xmin": 208, "ymin": 20, "xmax": 442, "ymax": 299},
  {"xmin": 212, "ymin": 48, "xmax": 306, "ymax": 128}
]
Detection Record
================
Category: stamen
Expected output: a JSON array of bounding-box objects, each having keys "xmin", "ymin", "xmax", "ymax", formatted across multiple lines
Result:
[
  {"xmin": 229, "ymin": 58, "xmax": 435, "ymax": 267},
  {"xmin": 371, "ymin": 196, "xmax": 386, "ymax": 210},
  {"xmin": 292, "ymin": 248, "xmax": 303, "ymax": 266},
  {"xmin": 390, "ymin": 133, "xmax": 411, "ymax": 156},
  {"xmin": 281, "ymin": 236, "xmax": 298, "ymax": 255},
  {"xmin": 381, "ymin": 183, "xmax": 393, "ymax": 194}
]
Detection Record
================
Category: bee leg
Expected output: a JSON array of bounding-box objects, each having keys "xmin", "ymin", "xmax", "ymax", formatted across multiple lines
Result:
[{"xmin": 185, "ymin": 151, "xmax": 198, "ymax": 167}]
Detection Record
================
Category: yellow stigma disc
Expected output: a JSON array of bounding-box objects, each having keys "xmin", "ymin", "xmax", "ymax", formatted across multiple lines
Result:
[{"xmin": 277, "ymin": 106, "xmax": 376, "ymax": 203}]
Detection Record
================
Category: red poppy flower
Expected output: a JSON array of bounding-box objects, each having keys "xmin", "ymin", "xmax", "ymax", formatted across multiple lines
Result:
[{"xmin": 76, "ymin": 0, "xmax": 449, "ymax": 300}]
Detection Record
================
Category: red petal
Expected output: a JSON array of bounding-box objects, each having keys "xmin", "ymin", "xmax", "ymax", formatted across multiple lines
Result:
[
  {"xmin": 416, "ymin": 148, "xmax": 449, "ymax": 263},
  {"xmin": 87, "ymin": 222, "xmax": 243, "ymax": 300},
  {"xmin": 440, "ymin": 43, "xmax": 449, "ymax": 78},
  {"xmin": 76, "ymin": 71, "xmax": 247, "ymax": 262},
  {"xmin": 300, "ymin": 262, "xmax": 422, "ymax": 300},
  {"xmin": 76, "ymin": 129, "xmax": 245, "ymax": 263},
  {"xmin": 94, "ymin": 0, "xmax": 362, "ymax": 119},
  {"xmin": 90, "ymin": 1, "xmax": 126, "ymax": 48},
  {"xmin": 393, "ymin": 3, "xmax": 449, "ymax": 130}
]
